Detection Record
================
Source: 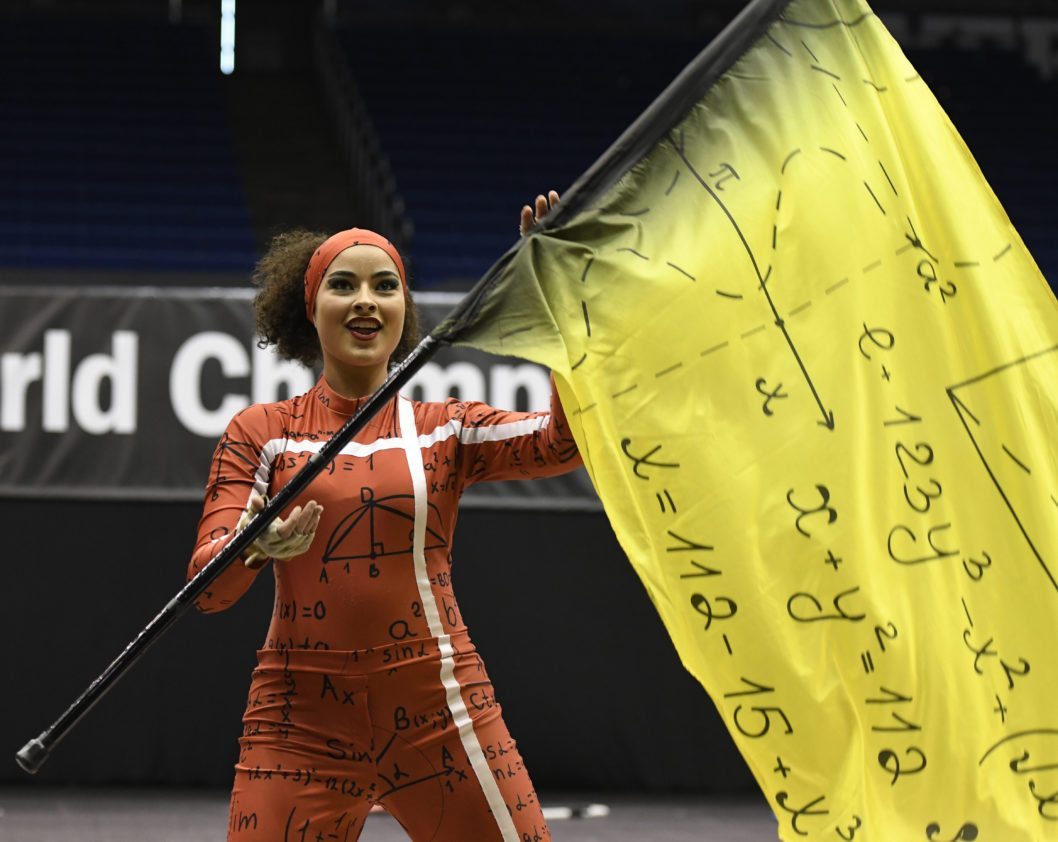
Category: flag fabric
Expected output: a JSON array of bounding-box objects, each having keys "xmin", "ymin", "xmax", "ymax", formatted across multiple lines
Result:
[{"xmin": 444, "ymin": 0, "xmax": 1058, "ymax": 837}]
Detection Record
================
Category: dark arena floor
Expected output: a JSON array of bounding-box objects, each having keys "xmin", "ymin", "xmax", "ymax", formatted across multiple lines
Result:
[{"xmin": 0, "ymin": 788, "xmax": 777, "ymax": 841}]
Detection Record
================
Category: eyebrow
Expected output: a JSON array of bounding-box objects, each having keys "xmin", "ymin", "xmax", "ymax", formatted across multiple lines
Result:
[{"xmin": 327, "ymin": 269, "xmax": 399, "ymax": 279}]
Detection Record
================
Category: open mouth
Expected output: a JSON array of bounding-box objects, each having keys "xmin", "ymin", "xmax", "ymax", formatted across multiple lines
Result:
[{"xmin": 346, "ymin": 319, "xmax": 382, "ymax": 339}]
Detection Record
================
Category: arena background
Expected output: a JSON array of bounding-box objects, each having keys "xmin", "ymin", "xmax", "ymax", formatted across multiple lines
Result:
[{"xmin": 2, "ymin": 0, "xmax": 1056, "ymax": 815}]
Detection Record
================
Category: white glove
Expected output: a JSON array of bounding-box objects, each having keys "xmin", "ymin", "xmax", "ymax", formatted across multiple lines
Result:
[{"xmin": 236, "ymin": 492, "xmax": 323, "ymax": 569}]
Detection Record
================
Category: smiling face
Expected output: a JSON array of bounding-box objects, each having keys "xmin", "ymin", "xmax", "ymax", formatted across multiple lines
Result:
[{"xmin": 313, "ymin": 244, "xmax": 406, "ymax": 397}]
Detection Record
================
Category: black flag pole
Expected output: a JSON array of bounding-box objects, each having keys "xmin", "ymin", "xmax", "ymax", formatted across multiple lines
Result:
[{"xmin": 16, "ymin": 332, "xmax": 443, "ymax": 774}]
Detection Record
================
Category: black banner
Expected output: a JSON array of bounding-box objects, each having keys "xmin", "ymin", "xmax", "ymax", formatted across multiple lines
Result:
[{"xmin": 0, "ymin": 286, "xmax": 598, "ymax": 509}]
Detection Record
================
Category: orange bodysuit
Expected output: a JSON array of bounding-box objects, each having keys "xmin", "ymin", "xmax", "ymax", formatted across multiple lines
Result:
[{"xmin": 189, "ymin": 377, "xmax": 581, "ymax": 842}]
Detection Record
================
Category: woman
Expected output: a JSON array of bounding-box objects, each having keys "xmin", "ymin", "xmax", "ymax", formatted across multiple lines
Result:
[{"xmin": 188, "ymin": 192, "xmax": 580, "ymax": 841}]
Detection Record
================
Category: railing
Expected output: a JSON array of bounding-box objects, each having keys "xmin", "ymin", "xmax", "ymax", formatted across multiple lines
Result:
[{"xmin": 312, "ymin": 19, "xmax": 413, "ymax": 252}]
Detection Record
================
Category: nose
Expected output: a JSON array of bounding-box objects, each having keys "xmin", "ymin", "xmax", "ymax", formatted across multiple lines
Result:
[{"xmin": 351, "ymin": 285, "xmax": 377, "ymax": 312}]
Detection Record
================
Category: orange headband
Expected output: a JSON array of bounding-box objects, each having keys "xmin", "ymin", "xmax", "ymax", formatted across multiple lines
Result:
[{"xmin": 304, "ymin": 228, "xmax": 407, "ymax": 322}]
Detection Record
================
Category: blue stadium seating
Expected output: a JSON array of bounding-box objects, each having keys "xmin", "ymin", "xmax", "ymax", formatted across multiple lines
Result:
[
  {"xmin": 0, "ymin": 17, "xmax": 257, "ymax": 272},
  {"xmin": 4, "ymin": 15, "xmax": 1052, "ymax": 285}
]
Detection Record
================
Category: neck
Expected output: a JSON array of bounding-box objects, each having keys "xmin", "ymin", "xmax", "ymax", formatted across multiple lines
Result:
[{"xmin": 321, "ymin": 361, "xmax": 388, "ymax": 399}]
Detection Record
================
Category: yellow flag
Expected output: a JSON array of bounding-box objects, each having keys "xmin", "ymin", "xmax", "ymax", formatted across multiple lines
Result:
[{"xmin": 450, "ymin": 0, "xmax": 1058, "ymax": 837}]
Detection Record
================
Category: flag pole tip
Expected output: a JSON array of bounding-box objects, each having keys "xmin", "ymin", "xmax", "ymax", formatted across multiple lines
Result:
[{"xmin": 16, "ymin": 737, "xmax": 47, "ymax": 775}]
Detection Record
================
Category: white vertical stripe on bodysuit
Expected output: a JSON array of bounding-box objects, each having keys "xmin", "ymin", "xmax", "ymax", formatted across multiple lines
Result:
[{"xmin": 396, "ymin": 397, "xmax": 519, "ymax": 842}]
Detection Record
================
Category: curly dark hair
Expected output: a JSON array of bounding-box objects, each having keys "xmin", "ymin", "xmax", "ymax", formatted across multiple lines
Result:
[{"xmin": 252, "ymin": 229, "xmax": 421, "ymax": 369}]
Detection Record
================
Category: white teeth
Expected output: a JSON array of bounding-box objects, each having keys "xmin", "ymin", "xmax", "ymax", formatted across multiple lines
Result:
[{"xmin": 348, "ymin": 322, "xmax": 381, "ymax": 337}]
